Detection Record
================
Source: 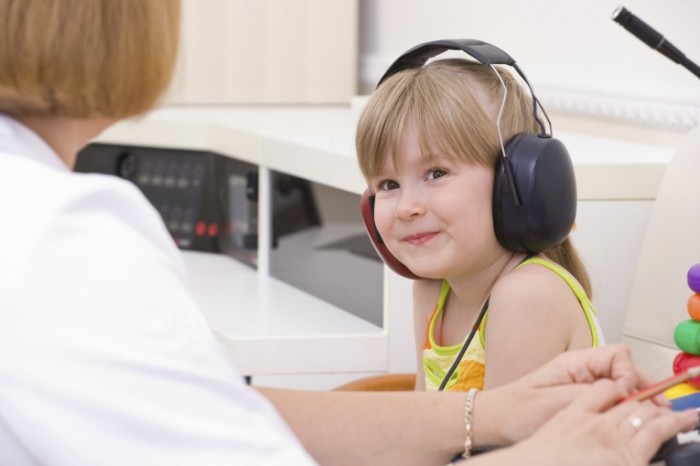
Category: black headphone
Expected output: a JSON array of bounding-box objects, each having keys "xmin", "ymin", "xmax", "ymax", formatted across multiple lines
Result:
[{"xmin": 361, "ymin": 39, "xmax": 577, "ymax": 279}]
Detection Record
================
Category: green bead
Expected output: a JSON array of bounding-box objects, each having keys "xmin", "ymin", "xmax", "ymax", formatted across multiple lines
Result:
[{"xmin": 675, "ymin": 319, "xmax": 700, "ymax": 355}]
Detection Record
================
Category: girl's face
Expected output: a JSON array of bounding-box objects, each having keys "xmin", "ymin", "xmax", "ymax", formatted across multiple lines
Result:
[{"xmin": 369, "ymin": 121, "xmax": 505, "ymax": 280}]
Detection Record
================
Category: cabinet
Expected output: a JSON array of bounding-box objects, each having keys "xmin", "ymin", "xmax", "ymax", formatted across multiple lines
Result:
[{"xmin": 168, "ymin": 0, "xmax": 358, "ymax": 105}]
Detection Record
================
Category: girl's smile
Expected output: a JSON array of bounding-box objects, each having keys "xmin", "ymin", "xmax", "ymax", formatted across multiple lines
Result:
[{"xmin": 402, "ymin": 231, "xmax": 440, "ymax": 246}]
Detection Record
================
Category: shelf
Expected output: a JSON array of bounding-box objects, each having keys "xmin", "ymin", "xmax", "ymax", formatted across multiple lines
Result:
[{"xmin": 182, "ymin": 251, "xmax": 386, "ymax": 376}]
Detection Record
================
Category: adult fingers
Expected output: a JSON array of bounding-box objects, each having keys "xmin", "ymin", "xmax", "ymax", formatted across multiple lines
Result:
[
  {"xmin": 585, "ymin": 345, "xmax": 639, "ymax": 393},
  {"xmin": 539, "ymin": 345, "xmax": 639, "ymax": 392},
  {"xmin": 628, "ymin": 409, "xmax": 699, "ymax": 462},
  {"xmin": 565, "ymin": 378, "xmax": 630, "ymax": 414},
  {"xmin": 615, "ymin": 403, "xmax": 674, "ymax": 438}
]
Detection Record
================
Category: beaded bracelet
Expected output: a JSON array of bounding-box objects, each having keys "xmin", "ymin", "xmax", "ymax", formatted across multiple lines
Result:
[{"xmin": 461, "ymin": 388, "xmax": 478, "ymax": 459}]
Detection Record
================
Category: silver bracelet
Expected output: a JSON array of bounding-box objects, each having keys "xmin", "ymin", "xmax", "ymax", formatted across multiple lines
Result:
[{"xmin": 461, "ymin": 388, "xmax": 478, "ymax": 459}]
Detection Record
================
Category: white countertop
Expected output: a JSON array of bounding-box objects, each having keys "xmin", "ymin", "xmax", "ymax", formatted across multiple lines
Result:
[
  {"xmin": 96, "ymin": 105, "xmax": 674, "ymax": 200},
  {"xmin": 98, "ymin": 106, "xmax": 364, "ymax": 195}
]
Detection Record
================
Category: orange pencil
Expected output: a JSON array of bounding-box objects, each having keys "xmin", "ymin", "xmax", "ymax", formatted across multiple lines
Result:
[{"xmin": 622, "ymin": 366, "xmax": 700, "ymax": 403}]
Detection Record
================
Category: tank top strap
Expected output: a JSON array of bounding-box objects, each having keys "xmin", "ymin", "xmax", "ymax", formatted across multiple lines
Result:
[{"xmin": 515, "ymin": 256, "xmax": 603, "ymax": 346}]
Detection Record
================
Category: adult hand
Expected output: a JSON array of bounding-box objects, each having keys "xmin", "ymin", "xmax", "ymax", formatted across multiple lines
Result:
[
  {"xmin": 473, "ymin": 344, "xmax": 675, "ymax": 447},
  {"xmin": 512, "ymin": 378, "xmax": 698, "ymax": 466}
]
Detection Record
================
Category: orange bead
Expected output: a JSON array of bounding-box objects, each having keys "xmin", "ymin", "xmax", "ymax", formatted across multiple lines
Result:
[{"xmin": 688, "ymin": 293, "xmax": 700, "ymax": 321}]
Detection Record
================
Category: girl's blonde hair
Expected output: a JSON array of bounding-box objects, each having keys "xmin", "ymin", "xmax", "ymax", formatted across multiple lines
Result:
[
  {"xmin": 0, "ymin": 0, "xmax": 180, "ymax": 119},
  {"xmin": 355, "ymin": 58, "xmax": 591, "ymax": 296}
]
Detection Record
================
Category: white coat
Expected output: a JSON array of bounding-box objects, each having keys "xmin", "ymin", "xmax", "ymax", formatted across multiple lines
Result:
[{"xmin": 0, "ymin": 113, "xmax": 315, "ymax": 465}]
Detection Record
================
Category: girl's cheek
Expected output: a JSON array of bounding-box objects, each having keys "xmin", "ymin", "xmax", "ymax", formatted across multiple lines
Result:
[{"xmin": 374, "ymin": 204, "xmax": 393, "ymax": 236}]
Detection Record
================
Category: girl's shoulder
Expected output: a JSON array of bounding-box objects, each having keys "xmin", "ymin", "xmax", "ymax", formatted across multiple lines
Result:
[{"xmin": 490, "ymin": 256, "xmax": 578, "ymax": 308}]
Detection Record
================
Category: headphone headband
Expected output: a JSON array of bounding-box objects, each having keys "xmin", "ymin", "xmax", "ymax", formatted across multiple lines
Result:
[
  {"xmin": 377, "ymin": 38, "xmax": 550, "ymax": 136},
  {"xmin": 378, "ymin": 39, "xmax": 516, "ymax": 87}
]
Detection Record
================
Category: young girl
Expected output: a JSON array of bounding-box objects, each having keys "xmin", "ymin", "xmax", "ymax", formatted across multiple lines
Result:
[{"xmin": 356, "ymin": 53, "xmax": 605, "ymax": 392}]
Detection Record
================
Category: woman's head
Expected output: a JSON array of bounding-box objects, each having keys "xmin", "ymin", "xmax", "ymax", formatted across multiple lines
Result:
[
  {"xmin": 356, "ymin": 58, "xmax": 538, "ymax": 183},
  {"xmin": 0, "ymin": 0, "xmax": 180, "ymax": 119}
]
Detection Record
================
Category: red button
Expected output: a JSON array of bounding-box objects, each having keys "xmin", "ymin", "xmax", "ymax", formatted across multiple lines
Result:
[
  {"xmin": 195, "ymin": 221, "xmax": 206, "ymax": 237},
  {"xmin": 207, "ymin": 223, "xmax": 219, "ymax": 238}
]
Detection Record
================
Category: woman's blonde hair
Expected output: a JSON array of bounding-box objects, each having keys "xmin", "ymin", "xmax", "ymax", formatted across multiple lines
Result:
[
  {"xmin": 0, "ymin": 0, "xmax": 180, "ymax": 119},
  {"xmin": 355, "ymin": 58, "xmax": 591, "ymax": 296}
]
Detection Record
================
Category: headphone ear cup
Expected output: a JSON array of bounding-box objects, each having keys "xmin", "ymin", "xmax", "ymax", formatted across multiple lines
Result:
[
  {"xmin": 492, "ymin": 133, "xmax": 577, "ymax": 253},
  {"xmin": 360, "ymin": 189, "xmax": 421, "ymax": 279}
]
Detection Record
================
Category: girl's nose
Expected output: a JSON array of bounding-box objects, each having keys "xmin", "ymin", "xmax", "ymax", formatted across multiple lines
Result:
[{"xmin": 395, "ymin": 190, "xmax": 426, "ymax": 221}]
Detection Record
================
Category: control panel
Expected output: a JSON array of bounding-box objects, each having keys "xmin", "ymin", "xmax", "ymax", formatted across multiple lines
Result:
[{"xmin": 74, "ymin": 143, "xmax": 320, "ymax": 267}]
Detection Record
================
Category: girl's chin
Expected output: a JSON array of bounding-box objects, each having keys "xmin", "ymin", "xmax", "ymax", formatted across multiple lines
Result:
[{"xmin": 403, "ymin": 264, "xmax": 444, "ymax": 280}]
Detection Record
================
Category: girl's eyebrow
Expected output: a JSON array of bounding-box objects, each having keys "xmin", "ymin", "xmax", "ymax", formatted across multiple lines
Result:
[{"xmin": 422, "ymin": 152, "xmax": 453, "ymax": 165}]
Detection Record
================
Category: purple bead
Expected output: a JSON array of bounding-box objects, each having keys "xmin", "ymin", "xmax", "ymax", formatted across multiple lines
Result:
[{"xmin": 689, "ymin": 264, "xmax": 700, "ymax": 293}]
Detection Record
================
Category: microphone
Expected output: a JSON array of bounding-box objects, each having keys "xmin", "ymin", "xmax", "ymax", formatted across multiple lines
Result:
[{"xmin": 612, "ymin": 5, "xmax": 700, "ymax": 80}]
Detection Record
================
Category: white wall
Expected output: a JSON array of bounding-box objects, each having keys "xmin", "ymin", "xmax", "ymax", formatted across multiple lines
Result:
[
  {"xmin": 166, "ymin": 1, "xmax": 700, "ymax": 130},
  {"xmin": 358, "ymin": 0, "xmax": 700, "ymax": 131}
]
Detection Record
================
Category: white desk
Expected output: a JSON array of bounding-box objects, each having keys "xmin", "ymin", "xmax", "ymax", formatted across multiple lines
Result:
[
  {"xmin": 95, "ymin": 105, "xmax": 675, "ymax": 383},
  {"xmin": 182, "ymin": 251, "xmax": 385, "ymax": 377}
]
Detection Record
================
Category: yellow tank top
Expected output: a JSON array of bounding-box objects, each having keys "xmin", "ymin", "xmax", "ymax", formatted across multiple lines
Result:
[{"xmin": 422, "ymin": 257, "xmax": 604, "ymax": 391}]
